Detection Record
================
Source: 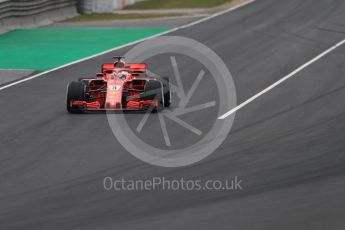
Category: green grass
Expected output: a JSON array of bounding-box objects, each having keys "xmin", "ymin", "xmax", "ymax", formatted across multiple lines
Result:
[
  {"xmin": 125, "ymin": 0, "xmax": 234, "ymax": 9},
  {"xmin": 65, "ymin": 13, "xmax": 184, "ymax": 22},
  {"xmin": 0, "ymin": 27, "xmax": 168, "ymax": 70}
]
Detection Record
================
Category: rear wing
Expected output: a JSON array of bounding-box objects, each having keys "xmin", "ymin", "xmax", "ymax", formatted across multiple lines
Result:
[{"xmin": 101, "ymin": 63, "xmax": 147, "ymax": 73}]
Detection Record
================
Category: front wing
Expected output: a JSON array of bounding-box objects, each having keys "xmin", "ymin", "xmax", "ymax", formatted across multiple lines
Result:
[{"xmin": 70, "ymin": 99, "xmax": 159, "ymax": 111}]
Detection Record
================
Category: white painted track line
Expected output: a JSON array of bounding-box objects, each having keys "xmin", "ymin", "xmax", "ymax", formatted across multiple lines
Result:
[
  {"xmin": 0, "ymin": 0, "xmax": 257, "ymax": 92},
  {"xmin": 218, "ymin": 38, "xmax": 345, "ymax": 120}
]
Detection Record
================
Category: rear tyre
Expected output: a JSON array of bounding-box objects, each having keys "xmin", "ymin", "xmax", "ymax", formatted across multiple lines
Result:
[
  {"xmin": 78, "ymin": 77, "xmax": 92, "ymax": 81},
  {"xmin": 66, "ymin": 81, "xmax": 85, "ymax": 113},
  {"xmin": 78, "ymin": 77, "xmax": 92, "ymax": 86}
]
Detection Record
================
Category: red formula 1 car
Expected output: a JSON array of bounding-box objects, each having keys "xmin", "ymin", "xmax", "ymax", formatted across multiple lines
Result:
[{"xmin": 66, "ymin": 57, "xmax": 171, "ymax": 113}]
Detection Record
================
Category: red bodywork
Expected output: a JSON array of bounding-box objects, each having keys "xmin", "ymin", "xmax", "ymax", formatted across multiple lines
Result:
[{"xmin": 70, "ymin": 62, "xmax": 159, "ymax": 111}]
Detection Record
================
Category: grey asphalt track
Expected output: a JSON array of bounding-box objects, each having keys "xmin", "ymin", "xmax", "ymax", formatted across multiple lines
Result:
[
  {"xmin": 1, "ymin": 0, "xmax": 345, "ymax": 229},
  {"xmin": 0, "ymin": 69, "xmax": 36, "ymax": 85}
]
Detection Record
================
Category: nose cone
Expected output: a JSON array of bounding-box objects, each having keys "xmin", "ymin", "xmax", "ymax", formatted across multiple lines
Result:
[{"xmin": 106, "ymin": 80, "xmax": 124, "ymax": 109}]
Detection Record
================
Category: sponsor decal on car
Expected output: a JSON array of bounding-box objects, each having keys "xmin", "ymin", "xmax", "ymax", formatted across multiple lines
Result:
[{"xmin": 109, "ymin": 85, "xmax": 122, "ymax": 91}]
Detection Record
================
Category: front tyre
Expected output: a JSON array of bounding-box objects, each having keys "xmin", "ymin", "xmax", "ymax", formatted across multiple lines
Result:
[
  {"xmin": 162, "ymin": 77, "xmax": 171, "ymax": 107},
  {"xmin": 66, "ymin": 81, "xmax": 85, "ymax": 113},
  {"xmin": 143, "ymin": 80, "xmax": 163, "ymax": 113}
]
